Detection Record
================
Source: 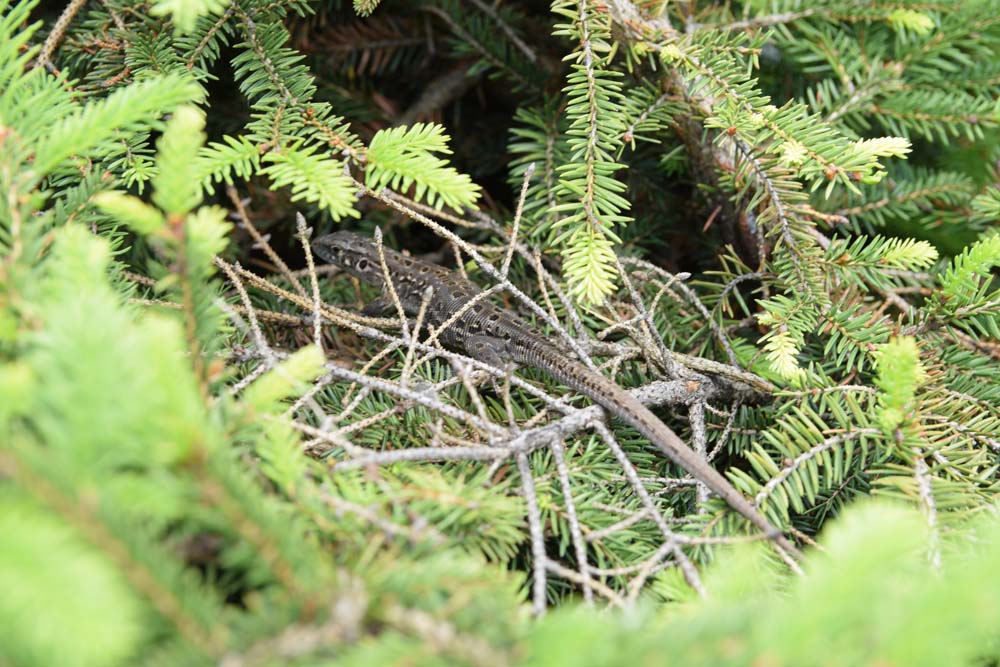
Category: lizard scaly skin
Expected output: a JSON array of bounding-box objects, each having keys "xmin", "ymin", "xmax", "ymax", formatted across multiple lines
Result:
[{"xmin": 313, "ymin": 231, "xmax": 801, "ymax": 560}]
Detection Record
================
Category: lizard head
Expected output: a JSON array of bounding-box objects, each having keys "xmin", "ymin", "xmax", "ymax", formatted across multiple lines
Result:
[{"xmin": 311, "ymin": 230, "xmax": 384, "ymax": 286}]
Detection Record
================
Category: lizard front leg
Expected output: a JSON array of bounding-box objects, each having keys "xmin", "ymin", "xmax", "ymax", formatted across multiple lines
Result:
[
  {"xmin": 360, "ymin": 295, "xmax": 396, "ymax": 317},
  {"xmin": 461, "ymin": 334, "xmax": 519, "ymax": 394},
  {"xmin": 463, "ymin": 334, "xmax": 511, "ymax": 369}
]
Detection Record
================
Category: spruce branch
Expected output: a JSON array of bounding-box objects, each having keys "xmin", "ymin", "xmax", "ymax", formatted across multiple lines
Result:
[{"xmin": 550, "ymin": 0, "xmax": 631, "ymax": 304}]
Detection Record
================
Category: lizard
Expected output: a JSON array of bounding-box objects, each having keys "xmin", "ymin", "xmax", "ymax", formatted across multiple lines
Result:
[{"xmin": 312, "ymin": 230, "xmax": 802, "ymax": 561}]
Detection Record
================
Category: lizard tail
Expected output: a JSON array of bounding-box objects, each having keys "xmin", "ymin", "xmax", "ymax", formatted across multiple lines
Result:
[{"xmin": 523, "ymin": 344, "xmax": 803, "ymax": 562}]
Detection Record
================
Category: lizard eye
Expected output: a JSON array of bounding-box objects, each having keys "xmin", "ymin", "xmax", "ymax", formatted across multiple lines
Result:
[{"xmin": 357, "ymin": 258, "xmax": 369, "ymax": 271}]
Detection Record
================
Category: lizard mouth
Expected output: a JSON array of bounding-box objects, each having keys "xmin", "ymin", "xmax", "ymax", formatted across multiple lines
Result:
[
  {"xmin": 311, "ymin": 231, "xmax": 374, "ymax": 268},
  {"xmin": 310, "ymin": 235, "xmax": 343, "ymax": 265},
  {"xmin": 311, "ymin": 232, "xmax": 384, "ymax": 284}
]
